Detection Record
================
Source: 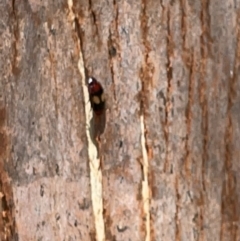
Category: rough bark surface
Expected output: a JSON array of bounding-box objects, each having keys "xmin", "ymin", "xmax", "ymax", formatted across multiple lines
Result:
[{"xmin": 0, "ymin": 0, "xmax": 240, "ymax": 241}]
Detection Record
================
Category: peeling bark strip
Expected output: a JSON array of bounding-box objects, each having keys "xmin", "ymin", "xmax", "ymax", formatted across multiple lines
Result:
[
  {"xmin": 140, "ymin": 115, "xmax": 151, "ymax": 241},
  {"xmin": 68, "ymin": 1, "xmax": 105, "ymax": 241}
]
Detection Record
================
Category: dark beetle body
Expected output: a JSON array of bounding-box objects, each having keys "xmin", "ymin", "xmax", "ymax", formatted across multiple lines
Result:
[{"xmin": 87, "ymin": 77, "xmax": 105, "ymax": 115}]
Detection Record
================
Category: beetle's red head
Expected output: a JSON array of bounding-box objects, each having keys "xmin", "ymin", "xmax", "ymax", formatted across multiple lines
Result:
[
  {"xmin": 87, "ymin": 77, "xmax": 105, "ymax": 115},
  {"xmin": 88, "ymin": 77, "xmax": 102, "ymax": 94}
]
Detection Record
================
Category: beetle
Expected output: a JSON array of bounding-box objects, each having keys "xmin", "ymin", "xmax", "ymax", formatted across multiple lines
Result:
[{"xmin": 87, "ymin": 77, "xmax": 105, "ymax": 115}]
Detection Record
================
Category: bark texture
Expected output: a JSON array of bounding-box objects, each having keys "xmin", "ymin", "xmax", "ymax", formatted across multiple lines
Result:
[{"xmin": 0, "ymin": 0, "xmax": 240, "ymax": 241}]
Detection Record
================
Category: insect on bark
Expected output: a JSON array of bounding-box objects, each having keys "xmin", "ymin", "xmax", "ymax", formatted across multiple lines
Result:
[{"xmin": 87, "ymin": 77, "xmax": 105, "ymax": 115}]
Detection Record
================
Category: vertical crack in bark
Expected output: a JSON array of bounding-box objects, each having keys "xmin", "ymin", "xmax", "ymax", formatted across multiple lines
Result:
[
  {"xmin": 12, "ymin": 0, "xmax": 15, "ymax": 13},
  {"xmin": 107, "ymin": 0, "xmax": 119, "ymax": 102},
  {"xmin": 109, "ymin": 56, "xmax": 117, "ymax": 101},
  {"xmin": 139, "ymin": 1, "xmax": 152, "ymax": 241},
  {"xmin": 74, "ymin": 17, "xmax": 88, "ymax": 79},
  {"xmin": 88, "ymin": 0, "xmax": 99, "ymax": 37},
  {"xmin": 68, "ymin": 2, "xmax": 105, "ymax": 241},
  {"xmin": 163, "ymin": 6, "xmax": 173, "ymax": 173},
  {"xmin": 108, "ymin": 35, "xmax": 117, "ymax": 101},
  {"xmin": 200, "ymin": 0, "xmax": 209, "ymax": 195},
  {"xmin": 179, "ymin": 0, "xmax": 187, "ymax": 50},
  {"xmin": 11, "ymin": 0, "xmax": 19, "ymax": 76},
  {"xmin": 184, "ymin": 51, "xmax": 194, "ymax": 174},
  {"xmin": 174, "ymin": 177, "xmax": 180, "ymax": 241},
  {"xmin": 220, "ymin": 13, "xmax": 240, "ymax": 241},
  {"xmin": 48, "ymin": 50, "xmax": 58, "ymax": 119},
  {"xmin": 198, "ymin": 0, "xmax": 211, "ymax": 239},
  {"xmin": 160, "ymin": 3, "xmax": 182, "ymax": 239}
]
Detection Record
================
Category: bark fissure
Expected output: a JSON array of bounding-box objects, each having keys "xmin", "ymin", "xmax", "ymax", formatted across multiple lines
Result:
[
  {"xmin": 180, "ymin": 0, "xmax": 187, "ymax": 50},
  {"xmin": 139, "ymin": 1, "xmax": 152, "ymax": 241},
  {"xmin": 48, "ymin": 50, "xmax": 58, "ymax": 119},
  {"xmin": 107, "ymin": 0, "xmax": 119, "ymax": 102},
  {"xmin": 88, "ymin": 0, "xmax": 99, "ymax": 37},
  {"xmin": 184, "ymin": 51, "xmax": 194, "ymax": 174},
  {"xmin": 11, "ymin": 0, "xmax": 19, "ymax": 76},
  {"xmin": 163, "ymin": 6, "xmax": 173, "ymax": 173},
  {"xmin": 74, "ymin": 17, "xmax": 88, "ymax": 79},
  {"xmin": 200, "ymin": 0, "xmax": 209, "ymax": 195},
  {"xmin": 174, "ymin": 177, "xmax": 181, "ymax": 241},
  {"xmin": 198, "ymin": 1, "xmax": 211, "ymax": 239}
]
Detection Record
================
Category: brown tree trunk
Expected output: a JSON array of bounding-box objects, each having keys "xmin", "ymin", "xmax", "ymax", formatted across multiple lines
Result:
[{"xmin": 0, "ymin": 0, "xmax": 239, "ymax": 240}]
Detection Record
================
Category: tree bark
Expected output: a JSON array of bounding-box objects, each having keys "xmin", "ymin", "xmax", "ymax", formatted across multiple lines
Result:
[{"xmin": 0, "ymin": 0, "xmax": 239, "ymax": 240}]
